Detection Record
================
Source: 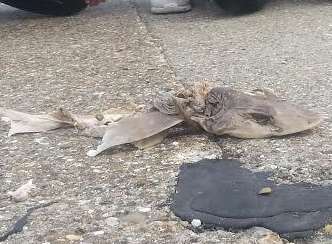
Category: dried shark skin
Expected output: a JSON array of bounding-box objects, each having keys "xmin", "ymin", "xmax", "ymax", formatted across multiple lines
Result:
[
  {"xmin": 0, "ymin": 107, "xmax": 177, "ymax": 156},
  {"xmin": 88, "ymin": 112, "xmax": 183, "ymax": 156},
  {"xmin": 0, "ymin": 84, "xmax": 323, "ymax": 156},
  {"xmin": 154, "ymin": 85, "xmax": 322, "ymax": 139},
  {"xmin": 196, "ymin": 87, "xmax": 322, "ymax": 138},
  {"xmin": 0, "ymin": 109, "xmax": 73, "ymax": 137},
  {"xmin": 0, "ymin": 107, "xmax": 129, "ymax": 137},
  {"xmin": 133, "ymin": 131, "xmax": 168, "ymax": 149}
]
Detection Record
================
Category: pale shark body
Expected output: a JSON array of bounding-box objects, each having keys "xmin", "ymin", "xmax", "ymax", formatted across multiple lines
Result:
[{"xmin": 0, "ymin": 85, "xmax": 322, "ymax": 156}]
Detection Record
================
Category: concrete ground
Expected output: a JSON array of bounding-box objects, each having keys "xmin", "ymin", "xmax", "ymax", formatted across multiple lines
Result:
[{"xmin": 0, "ymin": 0, "xmax": 331, "ymax": 243}]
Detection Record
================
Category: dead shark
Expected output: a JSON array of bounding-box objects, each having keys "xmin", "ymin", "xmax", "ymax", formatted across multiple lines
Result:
[{"xmin": 0, "ymin": 84, "xmax": 322, "ymax": 156}]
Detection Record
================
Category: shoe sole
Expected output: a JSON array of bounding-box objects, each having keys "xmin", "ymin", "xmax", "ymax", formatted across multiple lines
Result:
[{"xmin": 151, "ymin": 5, "xmax": 191, "ymax": 14}]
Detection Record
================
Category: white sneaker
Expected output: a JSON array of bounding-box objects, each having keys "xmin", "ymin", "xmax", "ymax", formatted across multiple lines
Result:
[{"xmin": 150, "ymin": 0, "xmax": 191, "ymax": 14}]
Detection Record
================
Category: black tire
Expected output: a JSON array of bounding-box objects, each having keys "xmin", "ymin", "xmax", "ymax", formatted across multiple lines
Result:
[
  {"xmin": 1, "ymin": 0, "xmax": 87, "ymax": 16},
  {"xmin": 214, "ymin": 0, "xmax": 267, "ymax": 15}
]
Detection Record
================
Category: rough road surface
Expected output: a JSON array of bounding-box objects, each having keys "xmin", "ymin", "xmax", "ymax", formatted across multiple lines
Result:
[{"xmin": 0, "ymin": 0, "xmax": 331, "ymax": 243}]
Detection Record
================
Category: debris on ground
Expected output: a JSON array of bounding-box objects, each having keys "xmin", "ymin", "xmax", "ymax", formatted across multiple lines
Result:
[
  {"xmin": 258, "ymin": 187, "xmax": 272, "ymax": 195},
  {"xmin": 0, "ymin": 107, "xmax": 131, "ymax": 138},
  {"xmin": 191, "ymin": 219, "xmax": 202, "ymax": 228},
  {"xmin": 120, "ymin": 212, "xmax": 147, "ymax": 226},
  {"xmin": 7, "ymin": 179, "xmax": 35, "ymax": 202},
  {"xmin": 154, "ymin": 83, "xmax": 322, "ymax": 138},
  {"xmin": 324, "ymin": 224, "xmax": 332, "ymax": 235},
  {"xmin": 0, "ymin": 201, "xmax": 57, "ymax": 242},
  {"xmin": 241, "ymin": 227, "xmax": 285, "ymax": 244},
  {"xmin": 65, "ymin": 234, "xmax": 82, "ymax": 241},
  {"xmin": 0, "ymin": 83, "xmax": 322, "ymax": 156},
  {"xmin": 88, "ymin": 111, "xmax": 183, "ymax": 156},
  {"xmin": 172, "ymin": 159, "xmax": 332, "ymax": 240}
]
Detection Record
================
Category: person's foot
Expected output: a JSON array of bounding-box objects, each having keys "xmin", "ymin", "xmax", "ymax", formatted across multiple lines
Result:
[{"xmin": 150, "ymin": 0, "xmax": 191, "ymax": 14}]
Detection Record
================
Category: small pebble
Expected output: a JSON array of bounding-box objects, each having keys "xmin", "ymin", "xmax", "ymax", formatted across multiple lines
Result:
[
  {"xmin": 258, "ymin": 187, "xmax": 272, "ymax": 195},
  {"xmin": 191, "ymin": 219, "xmax": 201, "ymax": 227},
  {"xmin": 269, "ymin": 165, "xmax": 278, "ymax": 170},
  {"xmin": 105, "ymin": 217, "xmax": 119, "ymax": 227},
  {"xmin": 34, "ymin": 137, "xmax": 49, "ymax": 145},
  {"xmin": 96, "ymin": 113, "xmax": 104, "ymax": 121},
  {"xmin": 87, "ymin": 150, "xmax": 98, "ymax": 157},
  {"xmin": 65, "ymin": 234, "xmax": 81, "ymax": 241},
  {"xmin": 137, "ymin": 207, "xmax": 151, "ymax": 213},
  {"xmin": 93, "ymin": 230, "xmax": 104, "ymax": 236}
]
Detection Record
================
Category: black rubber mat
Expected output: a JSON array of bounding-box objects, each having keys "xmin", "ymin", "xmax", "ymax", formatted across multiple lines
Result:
[{"xmin": 172, "ymin": 159, "xmax": 332, "ymax": 239}]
